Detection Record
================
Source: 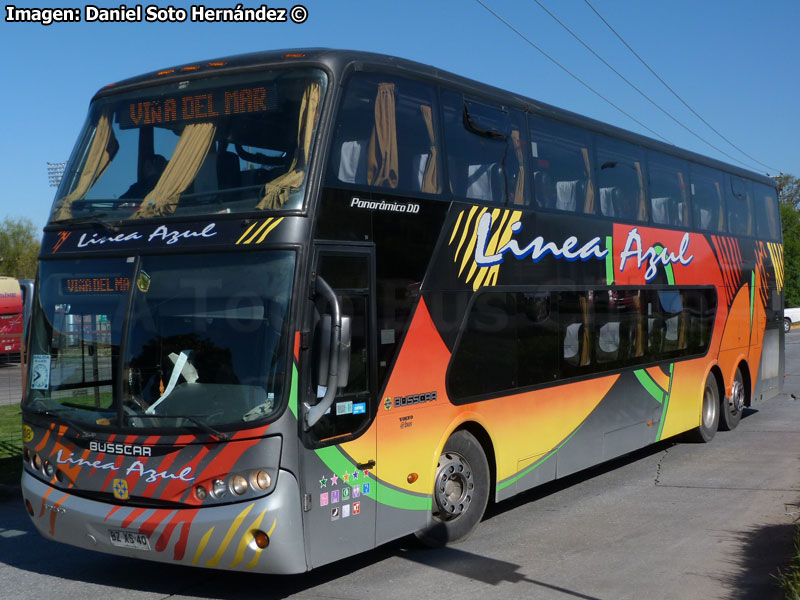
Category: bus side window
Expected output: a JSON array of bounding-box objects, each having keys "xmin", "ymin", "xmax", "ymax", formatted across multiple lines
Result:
[
  {"xmin": 595, "ymin": 136, "xmax": 648, "ymax": 223},
  {"xmin": 442, "ymin": 91, "xmax": 519, "ymax": 204},
  {"xmin": 647, "ymin": 151, "xmax": 689, "ymax": 227},
  {"xmin": 689, "ymin": 165, "xmax": 725, "ymax": 232},
  {"xmin": 727, "ymin": 175, "xmax": 754, "ymax": 236},
  {"xmin": 528, "ymin": 115, "xmax": 594, "ymax": 214},
  {"xmin": 754, "ymin": 182, "xmax": 780, "ymax": 240},
  {"xmin": 558, "ymin": 291, "xmax": 592, "ymax": 375},
  {"xmin": 328, "ymin": 72, "xmax": 441, "ymax": 195}
]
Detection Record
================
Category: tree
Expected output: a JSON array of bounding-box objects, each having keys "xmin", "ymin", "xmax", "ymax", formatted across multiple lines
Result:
[
  {"xmin": 775, "ymin": 173, "xmax": 800, "ymax": 209},
  {"xmin": 0, "ymin": 217, "xmax": 40, "ymax": 280},
  {"xmin": 780, "ymin": 202, "xmax": 800, "ymax": 307},
  {"xmin": 777, "ymin": 174, "xmax": 800, "ymax": 308}
]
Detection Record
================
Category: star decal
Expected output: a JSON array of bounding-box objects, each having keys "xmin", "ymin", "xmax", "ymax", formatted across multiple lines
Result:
[
  {"xmin": 363, "ymin": 469, "xmax": 370, "ymax": 478},
  {"xmin": 330, "ymin": 474, "xmax": 339, "ymax": 486},
  {"xmin": 352, "ymin": 469, "xmax": 359, "ymax": 480},
  {"xmin": 320, "ymin": 475, "xmax": 327, "ymax": 488},
  {"xmin": 343, "ymin": 472, "xmax": 349, "ymax": 482}
]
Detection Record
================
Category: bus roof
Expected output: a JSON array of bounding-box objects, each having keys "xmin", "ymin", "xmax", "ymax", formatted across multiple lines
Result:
[{"xmin": 93, "ymin": 48, "xmax": 775, "ymax": 188}]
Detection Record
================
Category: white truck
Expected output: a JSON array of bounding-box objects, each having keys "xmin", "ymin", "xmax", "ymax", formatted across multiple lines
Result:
[{"xmin": 784, "ymin": 307, "xmax": 800, "ymax": 333}]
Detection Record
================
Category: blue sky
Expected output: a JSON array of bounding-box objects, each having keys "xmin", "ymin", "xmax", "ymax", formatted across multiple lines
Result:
[{"xmin": 2, "ymin": 0, "xmax": 798, "ymax": 232}]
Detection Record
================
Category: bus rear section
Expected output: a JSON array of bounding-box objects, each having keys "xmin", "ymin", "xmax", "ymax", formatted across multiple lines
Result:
[{"xmin": 0, "ymin": 276, "xmax": 23, "ymax": 362}]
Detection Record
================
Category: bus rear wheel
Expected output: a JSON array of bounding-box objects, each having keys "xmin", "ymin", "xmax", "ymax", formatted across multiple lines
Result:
[
  {"xmin": 415, "ymin": 430, "xmax": 489, "ymax": 547},
  {"xmin": 686, "ymin": 372, "xmax": 719, "ymax": 443},
  {"xmin": 720, "ymin": 368, "xmax": 745, "ymax": 431}
]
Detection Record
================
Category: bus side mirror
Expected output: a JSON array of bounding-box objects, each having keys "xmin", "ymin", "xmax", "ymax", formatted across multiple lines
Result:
[
  {"xmin": 312, "ymin": 314, "xmax": 351, "ymax": 395},
  {"xmin": 338, "ymin": 316, "xmax": 351, "ymax": 389},
  {"xmin": 304, "ymin": 275, "xmax": 350, "ymax": 430}
]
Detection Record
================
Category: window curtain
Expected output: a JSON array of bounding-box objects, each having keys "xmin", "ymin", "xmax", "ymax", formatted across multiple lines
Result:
[
  {"xmin": 510, "ymin": 130, "xmax": 525, "ymax": 205},
  {"xmin": 53, "ymin": 110, "xmax": 118, "ymax": 220},
  {"xmin": 579, "ymin": 295, "xmax": 591, "ymax": 366},
  {"xmin": 714, "ymin": 181, "xmax": 724, "ymax": 230},
  {"xmin": 133, "ymin": 122, "xmax": 216, "ymax": 218},
  {"xmin": 257, "ymin": 81, "xmax": 321, "ymax": 210},
  {"xmin": 419, "ymin": 104, "xmax": 438, "ymax": 194},
  {"xmin": 633, "ymin": 294, "xmax": 644, "ymax": 357},
  {"xmin": 366, "ymin": 82, "xmax": 398, "ymax": 188},
  {"xmin": 635, "ymin": 162, "xmax": 647, "ymax": 221},
  {"xmin": 581, "ymin": 148, "xmax": 594, "ymax": 213}
]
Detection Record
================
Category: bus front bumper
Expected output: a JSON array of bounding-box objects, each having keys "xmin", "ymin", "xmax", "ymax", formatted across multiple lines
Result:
[{"xmin": 21, "ymin": 469, "xmax": 308, "ymax": 574}]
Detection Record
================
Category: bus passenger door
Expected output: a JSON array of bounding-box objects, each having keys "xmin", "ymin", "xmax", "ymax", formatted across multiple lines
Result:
[{"xmin": 300, "ymin": 245, "xmax": 377, "ymax": 569}]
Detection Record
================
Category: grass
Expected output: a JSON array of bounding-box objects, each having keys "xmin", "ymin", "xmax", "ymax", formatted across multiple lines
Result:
[
  {"xmin": 0, "ymin": 403, "xmax": 22, "ymax": 486},
  {"xmin": 777, "ymin": 525, "xmax": 800, "ymax": 599}
]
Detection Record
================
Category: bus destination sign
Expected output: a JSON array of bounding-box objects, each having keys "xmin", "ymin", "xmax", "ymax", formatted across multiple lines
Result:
[
  {"xmin": 62, "ymin": 277, "xmax": 130, "ymax": 295},
  {"xmin": 121, "ymin": 86, "xmax": 273, "ymax": 128}
]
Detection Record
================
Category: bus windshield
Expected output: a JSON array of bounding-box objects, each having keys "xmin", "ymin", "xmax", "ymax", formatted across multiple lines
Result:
[
  {"xmin": 24, "ymin": 251, "xmax": 295, "ymax": 432},
  {"xmin": 49, "ymin": 68, "xmax": 327, "ymax": 222}
]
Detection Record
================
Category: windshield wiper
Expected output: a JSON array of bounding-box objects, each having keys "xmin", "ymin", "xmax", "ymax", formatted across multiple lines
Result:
[
  {"xmin": 133, "ymin": 413, "xmax": 230, "ymax": 441},
  {"xmin": 25, "ymin": 408, "xmax": 96, "ymax": 440},
  {"xmin": 52, "ymin": 213, "xmax": 120, "ymax": 233}
]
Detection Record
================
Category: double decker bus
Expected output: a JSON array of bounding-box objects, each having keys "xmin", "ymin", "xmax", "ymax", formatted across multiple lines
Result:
[
  {"xmin": 0, "ymin": 276, "xmax": 23, "ymax": 362},
  {"xmin": 21, "ymin": 49, "xmax": 783, "ymax": 573}
]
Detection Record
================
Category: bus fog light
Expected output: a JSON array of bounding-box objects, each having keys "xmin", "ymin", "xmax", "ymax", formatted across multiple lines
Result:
[
  {"xmin": 195, "ymin": 485, "xmax": 208, "ymax": 501},
  {"xmin": 251, "ymin": 470, "xmax": 271, "ymax": 490},
  {"xmin": 43, "ymin": 461, "xmax": 55, "ymax": 478},
  {"xmin": 231, "ymin": 475, "xmax": 248, "ymax": 495},
  {"xmin": 33, "ymin": 454, "xmax": 42, "ymax": 470},
  {"xmin": 212, "ymin": 479, "xmax": 227, "ymax": 498},
  {"xmin": 253, "ymin": 530, "xmax": 269, "ymax": 549}
]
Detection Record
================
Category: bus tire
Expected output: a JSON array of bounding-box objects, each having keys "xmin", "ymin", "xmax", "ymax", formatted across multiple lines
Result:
[
  {"xmin": 785, "ymin": 318, "xmax": 792, "ymax": 334},
  {"xmin": 415, "ymin": 430, "xmax": 489, "ymax": 547},
  {"xmin": 720, "ymin": 368, "xmax": 745, "ymax": 431},
  {"xmin": 686, "ymin": 372, "xmax": 719, "ymax": 443}
]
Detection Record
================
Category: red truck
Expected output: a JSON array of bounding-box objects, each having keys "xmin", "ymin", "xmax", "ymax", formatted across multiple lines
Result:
[{"xmin": 0, "ymin": 276, "xmax": 23, "ymax": 362}]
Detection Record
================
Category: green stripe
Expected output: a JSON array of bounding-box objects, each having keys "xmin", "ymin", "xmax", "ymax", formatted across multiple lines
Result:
[
  {"xmin": 316, "ymin": 445, "xmax": 431, "ymax": 511},
  {"xmin": 605, "ymin": 236, "xmax": 614, "ymax": 285},
  {"xmin": 496, "ymin": 425, "xmax": 583, "ymax": 491},
  {"xmin": 290, "ymin": 364, "xmax": 430, "ymax": 511},
  {"xmin": 288, "ymin": 365, "xmax": 298, "ymax": 418},
  {"xmin": 656, "ymin": 363, "xmax": 674, "ymax": 441},
  {"xmin": 634, "ymin": 369, "xmax": 665, "ymax": 404},
  {"xmin": 653, "ymin": 245, "xmax": 675, "ymax": 285}
]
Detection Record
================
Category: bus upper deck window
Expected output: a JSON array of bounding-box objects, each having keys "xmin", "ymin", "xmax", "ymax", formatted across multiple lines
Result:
[{"xmin": 329, "ymin": 72, "xmax": 441, "ymax": 196}]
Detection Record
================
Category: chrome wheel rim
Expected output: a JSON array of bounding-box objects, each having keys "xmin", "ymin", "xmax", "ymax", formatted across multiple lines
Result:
[
  {"xmin": 702, "ymin": 384, "xmax": 717, "ymax": 429},
  {"xmin": 433, "ymin": 451, "xmax": 474, "ymax": 521},
  {"xmin": 730, "ymin": 378, "xmax": 745, "ymax": 414}
]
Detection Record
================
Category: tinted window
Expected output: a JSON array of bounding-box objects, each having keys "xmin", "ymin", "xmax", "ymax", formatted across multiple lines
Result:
[
  {"xmin": 727, "ymin": 175, "xmax": 754, "ymax": 236},
  {"xmin": 442, "ymin": 91, "xmax": 527, "ymax": 204},
  {"xmin": 647, "ymin": 152, "xmax": 689, "ymax": 227},
  {"xmin": 690, "ymin": 164, "xmax": 725, "ymax": 232},
  {"xmin": 596, "ymin": 136, "xmax": 647, "ymax": 222},
  {"xmin": 753, "ymin": 182, "xmax": 780, "ymax": 240},
  {"xmin": 329, "ymin": 72, "xmax": 441, "ymax": 195},
  {"xmin": 528, "ymin": 115, "xmax": 594, "ymax": 214},
  {"xmin": 449, "ymin": 287, "xmax": 716, "ymax": 402},
  {"xmin": 449, "ymin": 292, "xmax": 558, "ymax": 399}
]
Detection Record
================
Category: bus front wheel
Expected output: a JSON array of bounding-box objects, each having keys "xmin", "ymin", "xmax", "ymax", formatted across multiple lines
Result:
[{"xmin": 415, "ymin": 430, "xmax": 489, "ymax": 547}]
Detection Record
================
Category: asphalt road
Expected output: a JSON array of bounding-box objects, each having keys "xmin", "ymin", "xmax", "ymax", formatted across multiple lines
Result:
[{"xmin": 1, "ymin": 337, "xmax": 800, "ymax": 599}]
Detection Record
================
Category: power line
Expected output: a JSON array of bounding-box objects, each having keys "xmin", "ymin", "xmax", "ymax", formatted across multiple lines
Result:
[
  {"xmin": 583, "ymin": 0, "xmax": 777, "ymax": 173},
  {"xmin": 531, "ymin": 0, "xmax": 759, "ymax": 172},
  {"xmin": 473, "ymin": 0, "xmax": 673, "ymax": 144}
]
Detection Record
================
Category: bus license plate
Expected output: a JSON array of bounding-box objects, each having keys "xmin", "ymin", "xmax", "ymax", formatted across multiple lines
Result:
[{"xmin": 108, "ymin": 529, "xmax": 151, "ymax": 551}]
